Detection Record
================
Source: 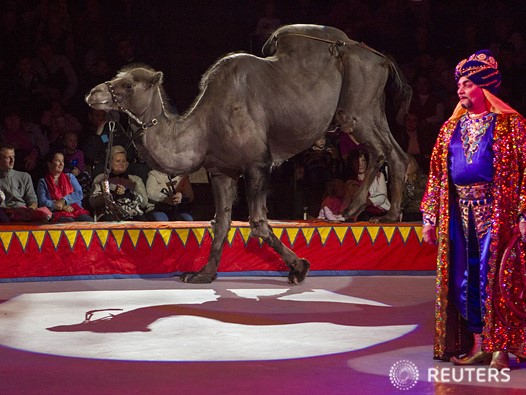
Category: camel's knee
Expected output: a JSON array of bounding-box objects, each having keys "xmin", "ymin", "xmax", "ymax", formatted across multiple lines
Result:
[{"xmin": 249, "ymin": 218, "xmax": 271, "ymax": 239}]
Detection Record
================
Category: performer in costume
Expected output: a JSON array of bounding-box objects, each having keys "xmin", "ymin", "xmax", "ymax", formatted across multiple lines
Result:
[{"xmin": 421, "ymin": 49, "xmax": 526, "ymax": 370}]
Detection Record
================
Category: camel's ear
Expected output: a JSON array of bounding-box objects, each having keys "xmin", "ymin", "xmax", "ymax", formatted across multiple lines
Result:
[{"xmin": 153, "ymin": 71, "xmax": 163, "ymax": 85}]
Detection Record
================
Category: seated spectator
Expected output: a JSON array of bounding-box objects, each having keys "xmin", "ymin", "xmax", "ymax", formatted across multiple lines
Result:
[
  {"xmin": 0, "ymin": 144, "xmax": 51, "ymax": 222},
  {"xmin": 401, "ymin": 155, "xmax": 427, "ymax": 222},
  {"xmin": 317, "ymin": 178, "xmax": 346, "ymax": 222},
  {"xmin": 62, "ymin": 131, "xmax": 91, "ymax": 201},
  {"xmin": 146, "ymin": 170, "xmax": 194, "ymax": 221},
  {"xmin": 0, "ymin": 106, "xmax": 49, "ymax": 183},
  {"xmin": 89, "ymin": 145, "xmax": 149, "ymax": 221},
  {"xmin": 300, "ymin": 135, "xmax": 335, "ymax": 218},
  {"xmin": 40, "ymin": 100, "xmax": 82, "ymax": 150},
  {"xmin": 342, "ymin": 150, "xmax": 390, "ymax": 221},
  {"xmin": 37, "ymin": 150, "xmax": 93, "ymax": 223}
]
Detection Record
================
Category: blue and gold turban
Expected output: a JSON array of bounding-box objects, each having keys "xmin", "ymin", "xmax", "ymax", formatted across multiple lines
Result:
[{"xmin": 454, "ymin": 49, "xmax": 501, "ymax": 95}]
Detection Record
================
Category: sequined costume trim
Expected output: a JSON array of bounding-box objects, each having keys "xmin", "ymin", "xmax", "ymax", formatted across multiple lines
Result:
[
  {"xmin": 459, "ymin": 113, "xmax": 495, "ymax": 164},
  {"xmin": 455, "ymin": 183, "xmax": 493, "ymax": 239}
]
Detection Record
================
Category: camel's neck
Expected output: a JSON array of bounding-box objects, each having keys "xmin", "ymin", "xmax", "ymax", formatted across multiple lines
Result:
[{"xmin": 131, "ymin": 92, "xmax": 208, "ymax": 175}]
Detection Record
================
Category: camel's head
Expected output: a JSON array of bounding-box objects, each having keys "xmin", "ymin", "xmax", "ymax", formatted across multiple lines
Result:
[{"xmin": 85, "ymin": 67, "xmax": 164, "ymax": 118}]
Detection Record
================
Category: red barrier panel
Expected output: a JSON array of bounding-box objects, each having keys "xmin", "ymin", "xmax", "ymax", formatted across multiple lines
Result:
[{"xmin": 0, "ymin": 221, "xmax": 437, "ymax": 280}]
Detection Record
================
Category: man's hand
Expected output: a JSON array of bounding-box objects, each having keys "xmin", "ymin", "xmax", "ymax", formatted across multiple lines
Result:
[{"xmin": 423, "ymin": 224, "xmax": 437, "ymax": 245}]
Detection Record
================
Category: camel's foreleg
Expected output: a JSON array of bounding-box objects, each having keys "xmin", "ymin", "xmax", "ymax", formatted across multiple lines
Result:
[
  {"xmin": 244, "ymin": 163, "xmax": 309, "ymax": 284},
  {"xmin": 180, "ymin": 173, "xmax": 237, "ymax": 284}
]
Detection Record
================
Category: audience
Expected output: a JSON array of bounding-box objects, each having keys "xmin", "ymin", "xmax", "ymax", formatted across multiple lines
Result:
[
  {"xmin": 300, "ymin": 134, "xmax": 337, "ymax": 218},
  {"xmin": 146, "ymin": 170, "xmax": 194, "ymax": 221},
  {"xmin": 89, "ymin": 145, "xmax": 150, "ymax": 221},
  {"xmin": 32, "ymin": 39, "xmax": 79, "ymax": 107},
  {"xmin": 342, "ymin": 149, "xmax": 390, "ymax": 222},
  {"xmin": 317, "ymin": 178, "xmax": 346, "ymax": 222},
  {"xmin": 0, "ymin": 106, "xmax": 49, "ymax": 183},
  {"xmin": 400, "ymin": 155, "xmax": 426, "ymax": 222},
  {"xmin": 62, "ymin": 130, "xmax": 92, "ymax": 205},
  {"xmin": 37, "ymin": 150, "xmax": 93, "ymax": 222},
  {"xmin": 40, "ymin": 99, "xmax": 82, "ymax": 150},
  {"xmin": 0, "ymin": 144, "xmax": 51, "ymax": 222}
]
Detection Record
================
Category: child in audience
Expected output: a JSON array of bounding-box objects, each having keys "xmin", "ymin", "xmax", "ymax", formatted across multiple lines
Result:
[{"xmin": 318, "ymin": 178, "xmax": 346, "ymax": 221}]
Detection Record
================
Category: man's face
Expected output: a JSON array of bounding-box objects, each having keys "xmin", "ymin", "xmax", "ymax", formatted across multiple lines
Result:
[
  {"xmin": 0, "ymin": 149, "xmax": 15, "ymax": 171},
  {"xmin": 457, "ymin": 76, "xmax": 485, "ymax": 110}
]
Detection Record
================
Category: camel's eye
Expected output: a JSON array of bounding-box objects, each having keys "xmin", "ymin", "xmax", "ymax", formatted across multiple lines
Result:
[{"xmin": 123, "ymin": 82, "xmax": 133, "ymax": 90}]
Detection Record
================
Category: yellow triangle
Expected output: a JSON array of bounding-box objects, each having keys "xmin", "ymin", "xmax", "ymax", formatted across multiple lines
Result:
[
  {"xmin": 64, "ymin": 230, "xmax": 78, "ymax": 248},
  {"xmin": 318, "ymin": 227, "xmax": 332, "ymax": 244},
  {"xmin": 158, "ymin": 229, "xmax": 172, "ymax": 246},
  {"xmin": 333, "ymin": 227, "xmax": 348, "ymax": 244},
  {"xmin": 367, "ymin": 226, "xmax": 381, "ymax": 244},
  {"xmin": 111, "ymin": 229, "xmax": 125, "ymax": 248},
  {"xmin": 95, "ymin": 229, "xmax": 109, "ymax": 248},
  {"xmin": 398, "ymin": 226, "xmax": 412, "ymax": 243},
  {"xmin": 285, "ymin": 228, "xmax": 300, "ymax": 245},
  {"xmin": 227, "ymin": 228, "xmax": 237, "ymax": 245},
  {"xmin": 301, "ymin": 227, "xmax": 316, "ymax": 246},
  {"xmin": 383, "ymin": 226, "xmax": 396, "ymax": 243},
  {"xmin": 0, "ymin": 231, "xmax": 13, "ymax": 251},
  {"xmin": 48, "ymin": 230, "xmax": 62, "ymax": 249},
  {"xmin": 31, "ymin": 230, "xmax": 47, "ymax": 249},
  {"xmin": 16, "ymin": 231, "xmax": 30, "ymax": 251},
  {"xmin": 414, "ymin": 226, "xmax": 424, "ymax": 242},
  {"xmin": 127, "ymin": 229, "xmax": 141, "ymax": 247},
  {"xmin": 350, "ymin": 227, "xmax": 364, "ymax": 243},
  {"xmin": 79, "ymin": 230, "xmax": 94, "ymax": 248},
  {"xmin": 142, "ymin": 229, "xmax": 157, "ymax": 247},
  {"xmin": 238, "ymin": 227, "xmax": 252, "ymax": 244},
  {"xmin": 272, "ymin": 227, "xmax": 284, "ymax": 240},
  {"xmin": 192, "ymin": 228, "xmax": 207, "ymax": 246},
  {"xmin": 176, "ymin": 228, "xmax": 191, "ymax": 245}
]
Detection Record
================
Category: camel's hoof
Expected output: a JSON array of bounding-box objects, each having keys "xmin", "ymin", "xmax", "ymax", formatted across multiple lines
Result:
[
  {"xmin": 180, "ymin": 272, "xmax": 217, "ymax": 284},
  {"xmin": 287, "ymin": 258, "xmax": 310, "ymax": 285}
]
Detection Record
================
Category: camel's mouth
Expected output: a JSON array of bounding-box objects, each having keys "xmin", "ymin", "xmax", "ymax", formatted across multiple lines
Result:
[{"xmin": 85, "ymin": 94, "xmax": 112, "ymax": 110}]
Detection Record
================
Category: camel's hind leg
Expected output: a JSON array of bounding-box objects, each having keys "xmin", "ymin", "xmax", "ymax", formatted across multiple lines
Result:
[
  {"xmin": 180, "ymin": 173, "xmax": 237, "ymax": 284},
  {"xmin": 244, "ymin": 163, "xmax": 310, "ymax": 284}
]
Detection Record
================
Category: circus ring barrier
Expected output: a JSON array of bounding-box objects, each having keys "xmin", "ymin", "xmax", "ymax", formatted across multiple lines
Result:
[{"xmin": 0, "ymin": 221, "xmax": 437, "ymax": 282}]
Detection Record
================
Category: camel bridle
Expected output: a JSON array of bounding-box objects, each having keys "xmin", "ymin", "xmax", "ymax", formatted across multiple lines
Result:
[{"xmin": 104, "ymin": 80, "xmax": 161, "ymax": 133}]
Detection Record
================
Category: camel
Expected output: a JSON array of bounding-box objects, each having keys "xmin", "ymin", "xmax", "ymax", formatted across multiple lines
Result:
[{"xmin": 85, "ymin": 24, "xmax": 411, "ymax": 284}]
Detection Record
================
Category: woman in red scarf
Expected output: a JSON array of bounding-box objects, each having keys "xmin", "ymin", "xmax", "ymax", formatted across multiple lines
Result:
[{"xmin": 37, "ymin": 150, "xmax": 93, "ymax": 222}]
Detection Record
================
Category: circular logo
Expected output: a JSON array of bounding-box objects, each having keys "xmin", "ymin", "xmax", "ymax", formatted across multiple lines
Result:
[{"xmin": 389, "ymin": 360, "xmax": 419, "ymax": 391}]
